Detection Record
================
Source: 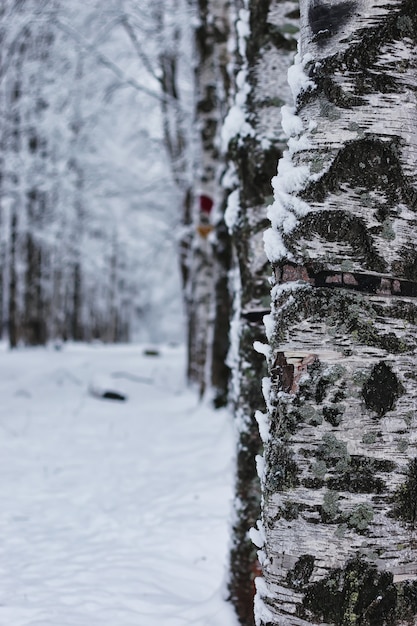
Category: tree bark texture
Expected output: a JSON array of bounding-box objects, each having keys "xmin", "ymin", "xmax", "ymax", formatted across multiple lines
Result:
[
  {"xmin": 259, "ymin": 1, "xmax": 417, "ymax": 625},
  {"xmin": 186, "ymin": 0, "xmax": 232, "ymax": 399},
  {"xmin": 224, "ymin": 1, "xmax": 298, "ymax": 623}
]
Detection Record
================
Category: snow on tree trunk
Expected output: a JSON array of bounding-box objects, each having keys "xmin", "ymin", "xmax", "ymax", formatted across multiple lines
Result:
[
  {"xmin": 223, "ymin": 1, "xmax": 298, "ymax": 623},
  {"xmin": 258, "ymin": 1, "xmax": 417, "ymax": 624}
]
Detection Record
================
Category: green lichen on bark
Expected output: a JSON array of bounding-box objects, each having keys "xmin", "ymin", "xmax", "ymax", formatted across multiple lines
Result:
[
  {"xmin": 299, "ymin": 432, "xmax": 395, "ymax": 495},
  {"xmin": 347, "ymin": 503, "xmax": 374, "ymax": 532},
  {"xmin": 271, "ymin": 287, "xmax": 416, "ymax": 355},
  {"xmin": 321, "ymin": 490, "xmax": 341, "ymax": 523},
  {"xmin": 320, "ymin": 495, "xmax": 374, "ymax": 533},
  {"xmin": 361, "ymin": 431, "xmax": 378, "ymax": 445},
  {"xmin": 317, "ymin": 433, "xmax": 350, "ymax": 473},
  {"xmin": 312, "ymin": 459, "xmax": 327, "ymax": 480},
  {"xmin": 265, "ymin": 444, "xmax": 300, "ymax": 493},
  {"xmin": 270, "ymin": 397, "xmax": 304, "ymax": 437}
]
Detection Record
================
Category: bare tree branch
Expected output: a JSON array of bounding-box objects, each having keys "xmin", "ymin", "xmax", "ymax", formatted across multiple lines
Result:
[
  {"xmin": 120, "ymin": 16, "xmax": 162, "ymax": 85},
  {"xmin": 53, "ymin": 16, "xmax": 167, "ymax": 105}
]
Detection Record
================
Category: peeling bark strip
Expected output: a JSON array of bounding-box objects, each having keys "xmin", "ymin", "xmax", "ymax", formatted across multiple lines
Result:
[
  {"xmin": 261, "ymin": 1, "xmax": 417, "ymax": 625},
  {"xmin": 276, "ymin": 263, "xmax": 417, "ymax": 297}
]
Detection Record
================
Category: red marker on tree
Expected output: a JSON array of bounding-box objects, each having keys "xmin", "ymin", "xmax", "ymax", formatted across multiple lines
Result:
[
  {"xmin": 199, "ymin": 194, "xmax": 213, "ymax": 215},
  {"xmin": 197, "ymin": 195, "xmax": 214, "ymax": 238}
]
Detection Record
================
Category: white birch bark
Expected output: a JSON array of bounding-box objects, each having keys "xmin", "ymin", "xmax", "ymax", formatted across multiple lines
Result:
[
  {"xmin": 259, "ymin": 1, "xmax": 417, "ymax": 624},
  {"xmin": 185, "ymin": 0, "xmax": 231, "ymax": 397}
]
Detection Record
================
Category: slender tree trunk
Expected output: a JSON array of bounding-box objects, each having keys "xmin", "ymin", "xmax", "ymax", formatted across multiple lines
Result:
[
  {"xmin": 188, "ymin": 0, "xmax": 232, "ymax": 398},
  {"xmin": 258, "ymin": 1, "xmax": 417, "ymax": 624},
  {"xmin": 8, "ymin": 207, "xmax": 18, "ymax": 348},
  {"xmin": 3, "ymin": 4, "xmax": 25, "ymax": 347},
  {"xmin": 24, "ymin": 190, "xmax": 47, "ymax": 345},
  {"xmin": 210, "ymin": 216, "xmax": 232, "ymax": 407},
  {"xmin": 224, "ymin": 1, "xmax": 298, "ymax": 623},
  {"xmin": 71, "ymin": 262, "xmax": 83, "ymax": 341}
]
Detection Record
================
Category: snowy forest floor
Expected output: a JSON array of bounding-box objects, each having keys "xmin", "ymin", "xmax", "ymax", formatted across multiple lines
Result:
[{"xmin": 0, "ymin": 343, "xmax": 238, "ymax": 626}]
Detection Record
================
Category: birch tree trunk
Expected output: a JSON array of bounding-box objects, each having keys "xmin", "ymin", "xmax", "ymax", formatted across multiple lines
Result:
[
  {"xmin": 258, "ymin": 1, "xmax": 417, "ymax": 624},
  {"xmin": 186, "ymin": 0, "xmax": 231, "ymax": 398},
  {"xmin": 223, "ymin": 1, "xmax": 298, "ymax": 622}
]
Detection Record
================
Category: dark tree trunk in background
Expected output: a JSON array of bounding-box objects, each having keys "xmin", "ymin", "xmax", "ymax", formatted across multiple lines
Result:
[
  {"xmin": 24, "ymin": 190, "xmax": 47, "ymax": 345},
  {"xmin": 210, "ymin": 216, "xmax": 232, "ymax": 408},
  {"xmin": 8, "ymin": 207, "xmax": 18, "ymax": 348},
  {"xmin": 223, "ymin": 2, "xmax": 298, "ymax": 623},
  {"xmin": 4, "ymin": 12, "xmax": 55, "ymax": 347},
  {"xmin": 258, "ymin": 1, "xmax": 417, "ymax": 624}
]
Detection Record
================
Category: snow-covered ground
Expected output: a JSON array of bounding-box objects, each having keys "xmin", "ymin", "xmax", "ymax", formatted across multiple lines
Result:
[{"xmin": 0, "ymin": 343, "xmax": 238, "ymax": 626}]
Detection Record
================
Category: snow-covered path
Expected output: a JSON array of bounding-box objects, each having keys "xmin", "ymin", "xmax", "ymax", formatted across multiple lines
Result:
[{"xmin": 0, "ymin": 344, "xmax": 237, "ymax": 626}]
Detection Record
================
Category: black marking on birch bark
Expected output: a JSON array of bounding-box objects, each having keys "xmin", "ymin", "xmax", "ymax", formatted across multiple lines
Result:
[
  {"xmin": 286, "ymin": 554, "xmax": 315, "ymax": 590},
  {"xmin": 308, "ymin": 1, "xmax": 356, "ymax": 46},
  {"xmin": 299, "ymin": 2, "xmax": 417, "ymax": 109},
  {"xmin": 297, "ymin": 557, "xmax": 416, "ymax": 625},
  {"xmin": 327, "ymin": 456, "xmax": 393, "ymax": 494},
  {"xmin": 362, "ymin": 361, "xmax": 405, "ymax": 418},
  {"xmin": 101, "ymin": 391, "xmax": 126, "ymax": 401},
  {"xmin": 303, "ymin": 137, "xmax": 410, "ymax": 205},
  {"xmin": 289, "ymin": 213, "xmax": 387, "ymax": 274},
  {"xmin": 322, "ymin": 404, "xmax": 344, "ymax": 426},
  {"xmin": 317, "ymin": 74, "xmax": 365, "ymax": 108},
  {"xmin": 277, "ymin": 500, "xmax": 301, "ymax": 522},
  {"xmin": 307, "ymin": 57, "xmax": 403, "ymax": 110}
]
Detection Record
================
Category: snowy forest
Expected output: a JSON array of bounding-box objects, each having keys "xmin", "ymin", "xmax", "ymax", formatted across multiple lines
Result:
[
  {"xmin": 0, "ymin": 0, "xmax": 185, "ymax": 346},
  {"xmin": 2, "ymin": 1, "xmax": 417, "ymax": 626}
]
